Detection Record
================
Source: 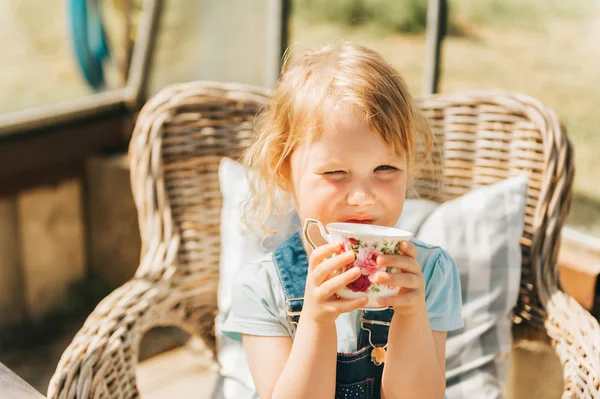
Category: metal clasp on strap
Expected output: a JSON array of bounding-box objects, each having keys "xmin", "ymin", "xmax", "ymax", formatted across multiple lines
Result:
[
  {"xmin": 360, "ymin": 313, "xmax": 392, "ymax": 328},
  {"xmin": 285, "ymin": 297, "xmax": 304, "ymax": 325}
]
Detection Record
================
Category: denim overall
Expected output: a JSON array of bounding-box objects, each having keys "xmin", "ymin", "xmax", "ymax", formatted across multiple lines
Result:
[{"xmin": 274, "ymin": 231, "xmax": 393, "ymax": 399}]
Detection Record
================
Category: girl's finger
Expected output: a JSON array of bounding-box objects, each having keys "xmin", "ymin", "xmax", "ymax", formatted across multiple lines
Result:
[
  {"xmin": 397, "ymin": 240, "xmax": 418, "ymax": 258},
  {"xmin": 330, "ymin": 296, "xmax": 369, "ymax": 313},
  {"xmin": 308, "ymin": 242, "xmax": 344, "ymax": 271},
  {"xmin": 312, "ymin": 250, "xmax": 355, "ymax": 285},
  {"xmin": 374, "ymin": 271, "xmax": 422, "ymax": 289},
  {"xmin": 316, "ymin": 267, "xmax": 362, "ymax": 299},
  {"xmin": 377, "ymin": 255, "xmax": 421, "ymax": 274}
]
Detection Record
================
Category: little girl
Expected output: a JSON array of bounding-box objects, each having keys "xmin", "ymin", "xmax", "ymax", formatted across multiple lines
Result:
[{"xmin": 222, "ymin": 43, "xmax": 463, "ymax": 399}]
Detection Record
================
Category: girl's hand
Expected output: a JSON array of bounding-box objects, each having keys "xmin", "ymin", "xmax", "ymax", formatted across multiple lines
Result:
[
  {"xmin": 302, "ymin": 242, "xmax": 369, "ymax": 325},
  {"xmin": 373, "ymin": 241, "xmax": 426, "ymax": 317}
]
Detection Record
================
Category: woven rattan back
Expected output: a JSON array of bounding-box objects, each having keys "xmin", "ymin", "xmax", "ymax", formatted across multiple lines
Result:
[
  {"xmin": 129, "ymin": 82, "xmax": 270, "ymax": 346},
  {"xmin": 415, "ymin": 92, "xmax": 573, "ymax": 327}
]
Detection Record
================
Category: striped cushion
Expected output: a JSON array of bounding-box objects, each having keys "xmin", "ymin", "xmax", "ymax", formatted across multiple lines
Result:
[{"xmin": 398, "ymin": 175, "xmax": 528, "ymax": 399}]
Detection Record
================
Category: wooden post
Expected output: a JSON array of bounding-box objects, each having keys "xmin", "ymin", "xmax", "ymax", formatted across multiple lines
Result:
[
  {"xmin": 279, "ymin": 0, "xmax": 292, "ymax": 71},
  {"xmin": 18, "ymin": 180, "xmax": 86, "ymax": 323},
  {"xmin": 266, "ymin": 0, "xmax": 284, "ymax": 88},
  {"xmin": 423, "ymin": 0, "xmax": 447, "ymax": 95},
  {"xmin": 0, "ymin": 196, "xmax": 25, "ymax": 326},
  {"xmin": 86, "ymin": 155, "xmax": 141, "ymax": 287},
  {"xmin": 125, "ymin": 0, "xmax": 163, "ymax": 109}
]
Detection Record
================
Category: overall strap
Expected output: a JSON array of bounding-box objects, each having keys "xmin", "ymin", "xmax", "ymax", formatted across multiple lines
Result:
[
  {"xmin": 358, "ymin": 308, "xmax": 394, "ymax": 349},
  {"xmin": 273, "ymin": 231, "xmax": 308, "ymax": 325}
]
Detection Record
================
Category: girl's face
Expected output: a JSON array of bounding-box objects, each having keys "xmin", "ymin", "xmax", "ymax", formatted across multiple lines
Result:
[{"xmin": 288, "ymin": 106, "xmax": 407, "ymax": 243}]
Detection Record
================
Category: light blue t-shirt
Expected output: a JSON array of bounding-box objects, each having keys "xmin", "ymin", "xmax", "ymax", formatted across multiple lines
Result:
[{"xmin": 222, "ymin": 238, "xmax": 464, "ymax": 352}]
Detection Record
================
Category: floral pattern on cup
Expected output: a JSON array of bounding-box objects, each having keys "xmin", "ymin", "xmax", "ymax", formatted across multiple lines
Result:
[
  {"xmin": 342, "ymin": 238, "xmax": 401, "ymax": 294},
  {"xmin": 303, "ymin": 218, "xmax": 413, "ymax": 308}
]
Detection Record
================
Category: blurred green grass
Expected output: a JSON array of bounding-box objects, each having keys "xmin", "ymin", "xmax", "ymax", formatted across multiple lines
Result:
[
  {"xmin": 295, "ymin": 0, "xmax": 600, "ymax": 34},
  {"xmin": 290, "ymin": 0, "xmax": 600, "ymax": 234}
]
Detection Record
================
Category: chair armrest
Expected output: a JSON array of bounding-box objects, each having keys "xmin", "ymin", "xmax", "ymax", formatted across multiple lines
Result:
[
  {"xmin": 47, "ymin": 278, "xmax": 211, "ymax": 399},
  {"xmin": 546, "ymin": 290, "xmax": 600, "ymax": 398}
]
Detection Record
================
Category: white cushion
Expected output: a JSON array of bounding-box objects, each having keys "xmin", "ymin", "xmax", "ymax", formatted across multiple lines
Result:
[{"xmin": 213, "ymin": 158, "xmax": 299, "ymax": 399}]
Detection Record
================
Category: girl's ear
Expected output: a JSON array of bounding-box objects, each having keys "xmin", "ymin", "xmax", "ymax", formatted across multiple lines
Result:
[
  {"xmin": 276, "ymin": 173, "xmax": 293, "ymax": 193},
  {"xmin": 275, "ymin": 161, "xmax": 293, "ymax": 193}
]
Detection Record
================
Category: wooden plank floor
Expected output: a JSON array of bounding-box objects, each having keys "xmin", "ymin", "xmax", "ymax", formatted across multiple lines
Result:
[{"xmin": 137, "ymin": 343, "xmax": 218, "ymax": 399}]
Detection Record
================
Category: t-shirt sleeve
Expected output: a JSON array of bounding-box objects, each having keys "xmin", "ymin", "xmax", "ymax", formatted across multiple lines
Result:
[
  {"xmin": 221, "ymin": 257, "xmax": 293, "ymax": 342},
  {"xmin": 423, "ymin": 249, "xmax": 464, "ymax": 331}
]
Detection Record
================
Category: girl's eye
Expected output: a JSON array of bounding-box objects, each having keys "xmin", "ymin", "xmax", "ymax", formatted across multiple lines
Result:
[
  {"xmin": 375, "ymin": 165, "xmax": 398, "ymax": 172},
  {"xmin": 322, "ymin": 170, "xmax": 348, "ymax": 181}
]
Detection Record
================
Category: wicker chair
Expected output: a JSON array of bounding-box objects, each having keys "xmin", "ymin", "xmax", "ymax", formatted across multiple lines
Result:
[{"xmin": 48, "ymin": 81, "xmax": 600, "ymax": 398}]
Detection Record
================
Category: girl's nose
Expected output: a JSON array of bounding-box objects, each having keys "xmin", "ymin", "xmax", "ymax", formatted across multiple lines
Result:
[{"xmin": 347, "ymin": 183, "xmax": 376, "ymax": 206}]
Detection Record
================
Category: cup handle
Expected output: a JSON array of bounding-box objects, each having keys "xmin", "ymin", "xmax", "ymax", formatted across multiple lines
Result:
[{"xmin": 303, "ymin": 218, "xmax": 331, "ymax": 250}]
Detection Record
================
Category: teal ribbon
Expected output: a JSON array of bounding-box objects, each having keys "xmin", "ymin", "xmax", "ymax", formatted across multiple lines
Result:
[{"xmin": 68, "ymin": 0, "xmax": 110, "ymax": 90}]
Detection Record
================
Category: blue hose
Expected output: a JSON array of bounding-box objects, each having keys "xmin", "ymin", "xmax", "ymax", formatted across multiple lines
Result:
[{"xmin": 68, "ymin": 0, "xmax": 110, "ymax": 90}]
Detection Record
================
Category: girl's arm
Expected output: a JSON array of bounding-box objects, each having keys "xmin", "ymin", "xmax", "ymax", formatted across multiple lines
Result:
[
  {"xmin": 242, "ymin": 318, "xmax": 338, "ymax": 399},
  {"xmin": 380, "ymin": 309, "xmax": 446, "ymax": 399},
  {"xmin": 243, "ymin": 242, "xmax": 368, "ymax": 399},
  {"xmin": 374, "ymin": 242, "xmax": 448, "ymax": 399},
  {"xmin": 241, "ymin": 335, "xmax": 292, "ymax": 398}
]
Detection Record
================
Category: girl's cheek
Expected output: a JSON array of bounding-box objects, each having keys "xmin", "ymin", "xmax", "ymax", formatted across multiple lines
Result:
[{"xmin": 377, "ymin": 177, "xmax": 405, "ymax": 194}]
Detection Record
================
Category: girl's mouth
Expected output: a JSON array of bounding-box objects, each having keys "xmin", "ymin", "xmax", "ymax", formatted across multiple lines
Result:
[{"xmin": 342, "ymin": 218, "xmax": 374, "ymax": 224}]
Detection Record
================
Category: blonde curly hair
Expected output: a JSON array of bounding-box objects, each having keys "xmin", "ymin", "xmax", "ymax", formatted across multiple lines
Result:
[{"xmin": 242, "ymin": 42, "xmax": 433, "ymax": 238}]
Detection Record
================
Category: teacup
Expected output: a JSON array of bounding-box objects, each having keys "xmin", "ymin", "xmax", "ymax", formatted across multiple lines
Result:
[{"xmin": 303, "ymin": 218, "xmax": 414, "ymax": 310}]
